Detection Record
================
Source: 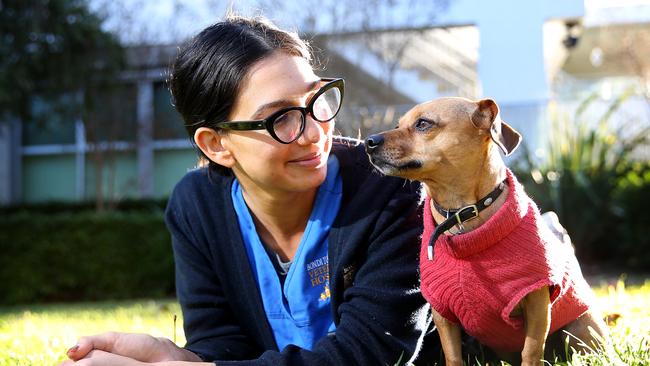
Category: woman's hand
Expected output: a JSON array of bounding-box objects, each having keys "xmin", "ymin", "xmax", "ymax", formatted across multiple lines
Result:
[
  {"xmin": 58, "ymin": 349, "xmax": 146, "ymax": 366},
  {"xmin": 65, "ymin": 332, "xmax": 203, "ymax": 363}
]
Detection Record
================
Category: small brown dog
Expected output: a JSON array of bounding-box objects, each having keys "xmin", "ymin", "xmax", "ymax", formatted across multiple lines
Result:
[{"xmin": 365, "ymin": 98, "xmax": 608, "ymax": 366}]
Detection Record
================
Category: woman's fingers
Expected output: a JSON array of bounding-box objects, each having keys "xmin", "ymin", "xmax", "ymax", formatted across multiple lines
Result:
[
  {"xmin": 66, "ymin": 332, "xmax": 119, "ymax": 360},
  {"xmin": 60, "ymin": 350, "xmax": 144, "ymax": 366},
  {"xmin": 65, "ymin": 332, "xmax": 179, "ymax": 362}
]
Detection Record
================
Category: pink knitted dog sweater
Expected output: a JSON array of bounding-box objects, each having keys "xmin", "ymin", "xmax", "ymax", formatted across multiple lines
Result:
[{"xmin": 420, "ymin": 169, "xmax": 595, "ymax": 352}]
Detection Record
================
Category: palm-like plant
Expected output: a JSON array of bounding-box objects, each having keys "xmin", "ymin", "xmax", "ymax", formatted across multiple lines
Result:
[{"xmin": 513, "ymin": 88, "xmax": 650, "ymax": 266}]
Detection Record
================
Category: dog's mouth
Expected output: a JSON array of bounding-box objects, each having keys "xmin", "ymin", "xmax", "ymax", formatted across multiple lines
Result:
[
  {"xmin": 397, "ymin": 160, "xmax": 423, "ymax": 170},
  {"xmin": 368, "ymin": 156, "xmax": 423, "ymax": 176}
]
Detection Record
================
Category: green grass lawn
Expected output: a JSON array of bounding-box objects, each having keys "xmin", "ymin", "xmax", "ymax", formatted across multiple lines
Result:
[
  {"xmin": 1, "ymin": 279, "xmax": 649, "ymax": 365},
  {"xmin": 0, "ymin": 300, "xmax": 184, "ymax": 366}
]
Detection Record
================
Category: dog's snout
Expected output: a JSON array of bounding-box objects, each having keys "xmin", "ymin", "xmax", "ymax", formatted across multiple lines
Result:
[{"xmin": 365, "ymin": 134, "xmax": 385, "ymax": 152}]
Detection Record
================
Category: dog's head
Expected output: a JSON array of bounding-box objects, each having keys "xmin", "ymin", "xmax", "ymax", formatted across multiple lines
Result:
[{"xmin": 365, "ymin": 97, "xmax": 521, "ymax": 180}]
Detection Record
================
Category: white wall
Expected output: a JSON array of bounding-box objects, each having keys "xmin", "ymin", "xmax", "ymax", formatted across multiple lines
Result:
[{"xmin": 437, "ymin": 0, "xmax": 585, "ymax": 152}]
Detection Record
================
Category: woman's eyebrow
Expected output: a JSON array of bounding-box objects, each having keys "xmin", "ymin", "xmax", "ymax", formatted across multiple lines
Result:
[
  {"xmin": 250, "ymin": 79, "xmax": 321, "ymax": 119},
  {"xmin": 251, "ymin": 100, "xmax": 293, "ymax": 119}
]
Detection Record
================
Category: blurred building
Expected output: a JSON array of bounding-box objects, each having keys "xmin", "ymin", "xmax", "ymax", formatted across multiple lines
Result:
[{"xmin": 1, "ymin": 0, "xmax": 649, "ymax": 205}]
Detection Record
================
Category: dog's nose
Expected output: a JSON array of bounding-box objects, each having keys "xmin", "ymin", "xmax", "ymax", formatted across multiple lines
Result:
[{"xmin": 365, "ymin": 134, "xmax": 384, "ymax": 152}]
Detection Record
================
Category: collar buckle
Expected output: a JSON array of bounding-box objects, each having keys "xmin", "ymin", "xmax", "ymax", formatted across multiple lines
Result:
[{"xmin": 454, "ymin": 205, "xmax": 479, "ymax": 225}]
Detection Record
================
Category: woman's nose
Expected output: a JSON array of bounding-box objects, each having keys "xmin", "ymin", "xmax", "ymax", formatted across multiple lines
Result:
[{"xmin": 298, "ymin": 116, "xmax": 327, "ymax": 145}]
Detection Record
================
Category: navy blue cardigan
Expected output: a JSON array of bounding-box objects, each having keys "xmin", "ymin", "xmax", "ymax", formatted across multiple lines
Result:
[{"xmin": 164, "ymin": 141, "xmax": 433, "ymax": 365}]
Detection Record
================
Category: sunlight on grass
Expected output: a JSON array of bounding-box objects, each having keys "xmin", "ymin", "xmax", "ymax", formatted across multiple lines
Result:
[
  {"xmin": 567, "ymin": 278, "xmax": 650, "ymax": 366},
  {"xmin": 593, "ymin": 277, "xmax": 650, "ymax": 335},
  {"xmin": 0, "ymin": 300, "xmax": 183, "ymax": 366},
  {"xmin": 0, "ymin": 279, "xmax": 649, "ymax": 365}
]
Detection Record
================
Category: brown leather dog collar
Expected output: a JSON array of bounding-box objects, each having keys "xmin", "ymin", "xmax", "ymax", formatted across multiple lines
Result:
[{"xmin": 427, "ymin": 179, "xmax": 507, "ymax": 260}]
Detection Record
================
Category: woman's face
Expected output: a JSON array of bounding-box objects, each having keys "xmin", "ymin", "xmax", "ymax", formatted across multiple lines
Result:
[{"xmin": 219, "ymin": 52, "xmax": 334, "ymax": 195}]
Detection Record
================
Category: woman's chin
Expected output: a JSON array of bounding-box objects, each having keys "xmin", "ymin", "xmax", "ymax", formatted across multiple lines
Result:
[{"xmin": 287, "ymin": 167, "xmax": 328, "ymax": 192}]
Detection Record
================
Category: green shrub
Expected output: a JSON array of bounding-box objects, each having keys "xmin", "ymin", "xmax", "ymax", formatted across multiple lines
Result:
[
  {"xmin": 0, "ymin": 198, "xmax": 168, "ymax": 215},
  {"xmin": 512, "ymin": 91, "xmax": 650, "ymax": 269},
  {"xmin": 612, "ymin": 165, "xmax": 650, "ymax": 268},
  {"xmin": 0, "ymin": 210, "xmax": 174, "ymax": 305}
]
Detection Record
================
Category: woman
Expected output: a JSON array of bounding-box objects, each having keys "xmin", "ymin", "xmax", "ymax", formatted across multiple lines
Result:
[{"xmin": 60, "ymin": 15, "xmax": 432, "ymax": 366}]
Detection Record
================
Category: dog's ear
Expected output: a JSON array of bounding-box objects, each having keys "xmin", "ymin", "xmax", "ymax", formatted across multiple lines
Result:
[
  {"xmin": 496, "ymin": 121, "xmax": 522, "ymax": 156},
  {"xmin": 472, "ymin": 99, "xmax": 522, "ymax": 156}
]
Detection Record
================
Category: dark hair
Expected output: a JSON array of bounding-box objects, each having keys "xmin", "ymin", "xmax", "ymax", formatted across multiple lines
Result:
[{"xmin": 169, "ymin": 16, "xmax": 312, "ymax": 175}]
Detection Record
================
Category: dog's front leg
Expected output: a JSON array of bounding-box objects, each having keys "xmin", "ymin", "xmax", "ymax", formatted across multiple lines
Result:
[
  {"xmin": 432, "ymin": 309, "xmax": 462, "ymax": 366},
  {"xmin": 521, "ymin": 286, "xmax": 551, "ymax": 366}
]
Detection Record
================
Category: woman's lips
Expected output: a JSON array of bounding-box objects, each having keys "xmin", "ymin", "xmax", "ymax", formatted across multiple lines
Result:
[{"xmin": 288, "ymin": 152, "xmax": 324, "ymax": 167}]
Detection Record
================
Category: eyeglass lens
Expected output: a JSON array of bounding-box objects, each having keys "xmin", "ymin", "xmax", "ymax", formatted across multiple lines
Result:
[
  {"xmin": 312, "ymin": 86, "xmax": 341, "ymax": 121},
  {"xmin": 272, "ymin": 84, "xmax": 342, "ymax": 143},
  {"xmin": 273, "ymin": 110, "xmax": 304, "ymax": 143}
]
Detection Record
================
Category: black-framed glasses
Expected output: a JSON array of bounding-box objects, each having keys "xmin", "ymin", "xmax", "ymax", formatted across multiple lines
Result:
[{"xmin": 210, "ymin": 78, "xmax": 344, "ymax": 144}]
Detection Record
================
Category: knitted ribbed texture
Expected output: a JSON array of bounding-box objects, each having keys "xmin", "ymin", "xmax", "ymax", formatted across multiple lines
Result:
[{"xmin": 420, "ymin": 169, "xmax": 595, "ymax": 352}]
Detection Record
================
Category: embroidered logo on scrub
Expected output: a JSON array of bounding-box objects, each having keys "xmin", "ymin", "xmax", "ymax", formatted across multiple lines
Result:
[
  {"xmin": 307, "ymin": 255, "xmax": 330, "ymax": 301},
  {"xmin": 320, "ymin": 285, "xmax": 331, "ymax": 301}
]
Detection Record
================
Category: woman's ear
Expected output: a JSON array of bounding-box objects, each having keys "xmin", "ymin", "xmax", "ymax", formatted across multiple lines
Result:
[{"xmin": 193, "ymin": 127, "xmax": 236, "ymax": 168}]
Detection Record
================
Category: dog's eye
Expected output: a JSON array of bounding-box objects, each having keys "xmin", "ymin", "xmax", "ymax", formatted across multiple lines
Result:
[{"xmin": 414, "ymin": 118, "xmax": 435, "ymax": 131}]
